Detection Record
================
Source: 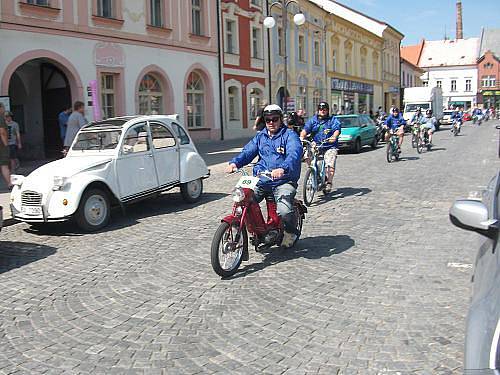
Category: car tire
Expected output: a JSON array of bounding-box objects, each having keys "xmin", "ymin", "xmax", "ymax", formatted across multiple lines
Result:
[
  {"xmin": 370, "ymin": 136, "xmax": 378, "ymax": 149},
  {"xmin": 181, "ymin": 178, "xmax": 203, "ymax": 203},
  {"xmin": 75, "ymin": 188, "xmax": 111, "ymax": 232},
  {"xmin": 353, "ymin": 138, "xmax": 361, "ymax": 154}
]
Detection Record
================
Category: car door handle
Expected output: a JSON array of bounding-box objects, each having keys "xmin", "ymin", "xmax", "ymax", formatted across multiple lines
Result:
[{"xmin": 147, "ymin": 153, "xmax": 154, "ymax": 157}]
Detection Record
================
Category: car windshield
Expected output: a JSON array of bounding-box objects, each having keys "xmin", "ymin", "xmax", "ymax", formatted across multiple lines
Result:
[
  {"xmin": 405, "ymin": 103, "xmax": 430, "ymax": 112},
  {"xmin": 72, "ymin": 130, "xmax": 122, "ymax": 151},
  {"xmin": 444, "ymin": 111, "xmax": 453, "ymax": 116},
  {"xmin": 338, "ymin": 117, "xmax": 359, "ymax": 128}
]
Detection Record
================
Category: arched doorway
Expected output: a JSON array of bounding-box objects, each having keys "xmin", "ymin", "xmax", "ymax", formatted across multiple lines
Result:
[
  {"xmin": 8, "ymin": 59, "xmax": 73, "ymax": 159},
  {"xmin": 276, "ymin": 87, "xmax": 290, "ymax": 112}
]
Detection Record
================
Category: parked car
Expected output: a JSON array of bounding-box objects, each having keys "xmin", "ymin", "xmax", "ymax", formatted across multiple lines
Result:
[
  {"xmin": 441, "ymin": 110, "xmax": 455, "ymax": 125},
  {"xmin": 10, "ymin": 115, "xmax": 209, "ymax": 231},
  {"xmin": 449, "ymin": 172, "xmax": 500, "ymax": 373},
  {"xmin": 463, "ymin": 112, "xmax": 472, "ymax": 122},
  {"xmin": 337, "ymin": 114, "xmax": 378, "ymax": 153}
]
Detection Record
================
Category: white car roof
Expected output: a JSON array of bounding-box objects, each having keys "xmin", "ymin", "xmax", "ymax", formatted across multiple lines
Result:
[{"xmin": 81, "ymin": 114, "xmax": 182, "ymax": 132}]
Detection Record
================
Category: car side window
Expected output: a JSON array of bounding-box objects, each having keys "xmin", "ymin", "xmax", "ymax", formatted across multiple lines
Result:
[
  {"xmin": 150, "ymin": 123, "xmax": 176, "ymax": 149},
  {"xmin": 172, "ymin": 123, "xmax": 190, "ymax": 145},
  {"xmin": 122, "ymin": 123, "xmax": 150, "ymax": 153}
]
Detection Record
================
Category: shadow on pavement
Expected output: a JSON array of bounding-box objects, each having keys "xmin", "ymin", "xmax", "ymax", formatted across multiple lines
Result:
[
  {"xmin": 331, "ymin": 187, "xmax": 372, "ymax": 199},
  {"xmin": 23, "ymin": 192, "xmax": 228, "ymax": 236},
  {"xmin": 429, "ymin": 147, "xmax": 447, "ymax": 152},
  {"xmin": 398, "ymin": 156, "xmax": 420, "ymax": 161},
  {"xmin": 0, "ymin": 241, "xmax": 57, "ymax": 274},
  {"xmin": 230, "ymin": 234, "xmax": 355, "ymax": 279}
]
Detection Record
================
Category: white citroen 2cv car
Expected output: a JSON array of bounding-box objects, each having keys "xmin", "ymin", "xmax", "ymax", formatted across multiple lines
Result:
[{"xmin": 10, "ymin": 115, "xmax": 209, "ymax": 231}]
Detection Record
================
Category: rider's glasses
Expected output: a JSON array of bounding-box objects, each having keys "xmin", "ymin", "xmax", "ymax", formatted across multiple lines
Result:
[
  {"xmin": 318, "ymin": 105, "xmax": 328, "ymax": 110},
  {"xmin": 265, "ymin": 116, "xmax": 280, "ymax": 124}
]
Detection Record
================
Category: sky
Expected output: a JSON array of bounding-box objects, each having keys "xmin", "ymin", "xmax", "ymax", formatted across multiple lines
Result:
[{"xmin": 335, "ymin": 0, "xmax": 500, "ymax": 46}]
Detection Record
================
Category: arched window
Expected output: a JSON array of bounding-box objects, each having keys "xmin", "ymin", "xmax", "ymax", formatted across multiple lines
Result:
[
  {"xmin": 312, "ymin": 79, "xmax": 322, "ymax": 111},
  {"xmin": 139, "ymin": 74, "xmax": 163, "ymax": 115},
  {"xmin": 249, "ymin": 88, "xmax": 263, "ymax": 120},
  {"xmin": 228, "ymin": 86, "xmax": 240, "ymax": 121},
  {"xmin": 297, "ymin": 76, "xmax": 308, "ymax": 113},
  {"xmin": 186, "ymin": 71, "xmax": 205, "ymax": 128}
]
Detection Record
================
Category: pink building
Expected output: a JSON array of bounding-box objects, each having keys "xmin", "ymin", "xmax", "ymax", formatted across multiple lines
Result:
[{"xmin": 0, "ymin": 0, "xmax": 221, "ymax": 160}]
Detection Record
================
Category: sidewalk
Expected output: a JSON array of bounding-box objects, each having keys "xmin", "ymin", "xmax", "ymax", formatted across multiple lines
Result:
[{"xmin": 0, "ymin": 137, "xmax": 251, "ymax": 226}]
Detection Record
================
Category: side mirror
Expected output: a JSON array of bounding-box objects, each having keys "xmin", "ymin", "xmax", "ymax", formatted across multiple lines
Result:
[{"xmin": 449, "ymin": 199, "xmax": 498, "ymax": 239}]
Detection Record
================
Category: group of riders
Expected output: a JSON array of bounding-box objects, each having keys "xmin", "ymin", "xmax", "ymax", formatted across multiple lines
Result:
[{"xmin": 225, "ymin": 98, "xmax": 490, "ymax": 248}]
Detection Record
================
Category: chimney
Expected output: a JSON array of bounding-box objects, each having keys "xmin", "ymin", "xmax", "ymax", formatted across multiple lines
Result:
[{"xmin": 456, "ymin": 0, "xmax": 463, "ymax": 39}]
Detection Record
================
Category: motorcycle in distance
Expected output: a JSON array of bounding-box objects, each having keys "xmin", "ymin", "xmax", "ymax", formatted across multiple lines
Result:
[
  {"xmin": 411, "ymin": 120, "xmax": 421, "ymax": 148},
  {"xmin": 416, "ymin": 124, "xmax": 432, "ymax": 153},
  {"xmin": 376, "ymin": 115, "xmax": 387, "ymax": 143},
  {"xmin": 386, "ymin": 129, "xmax": 401, "ymax": 163},
  {"xmin": 301, "ymin": 139, "xmax": 330, "ymax": 206},
  {"xmin": 211, "ymin": 169, "xmax": 307, "ymax": 278},
  {"xmin": 473, "ymin": 113, "xmax": 483, "ymax": 126},
  {"xmin": 452, "ymin": 119, "xmax": 461, "ymax": 136}
]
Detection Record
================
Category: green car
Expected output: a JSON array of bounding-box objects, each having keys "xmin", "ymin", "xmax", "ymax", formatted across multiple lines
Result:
[{"xmin": 336, "ymin": 114, "xmax": 379, "ymax": 153}]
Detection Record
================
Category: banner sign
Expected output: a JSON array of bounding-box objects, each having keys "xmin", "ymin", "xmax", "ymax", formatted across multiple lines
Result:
[{"xmin": 331, "ymin": 78, "xmax": 374, "ymax": 94}]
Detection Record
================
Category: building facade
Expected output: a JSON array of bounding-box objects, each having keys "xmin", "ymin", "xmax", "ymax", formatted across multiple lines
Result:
[
  {"xmin": 382, "ymin": 27, "xmax": 404, "ymax": 112},
  {"xmin": 0, "ymin": 0, "xmax": 221, "ymax": 160},
  {"xmin": 220, "ymin": 0, "xmax": 266, "ymax": 139},
  {"xmin": 477, "ymin": 29, "xmax": 500, "ymax": 110},
  {"xmin": 419, "ymin": 38, "xmax": 479, "ymax": 110}
]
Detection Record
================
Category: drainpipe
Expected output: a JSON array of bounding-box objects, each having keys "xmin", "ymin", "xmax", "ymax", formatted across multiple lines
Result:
[
  {"xmin": 216, "ymin": 0, "xmax": 225, "ymax": 140},
  {"xmin": 266, "ymin": 0, "xmax": 272, "ymax": 103}
]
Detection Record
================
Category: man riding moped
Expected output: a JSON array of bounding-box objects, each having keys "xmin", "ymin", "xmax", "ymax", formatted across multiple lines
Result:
[
  {"xmin": 226, "ymin": 104, "xmax": 303, "ymax": 248},
  {"xmin": 299, "ymin": 101, "xmax": 341, "ymax": 193},
  {"xmin": 383, "ymin": 107, "xmax": 406, "ymax": 151},
  {"xmin": 421, "ymin": 109, "xmax": 437, "ymax": 145}
]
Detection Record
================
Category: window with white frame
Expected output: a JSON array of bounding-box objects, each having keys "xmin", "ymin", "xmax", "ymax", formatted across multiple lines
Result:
[
  {"xmin": 345, "ymin": 53, "xmax": 352, "ymax": 75},
  {"xmin": 97, "ymin": 0, "xmax": 114, "ymax": 18},
  {"xmin": 451, "ymin": 79, "xmax": 457, "ymax": 92},
  {"xmin": 225, "ymin": 20, "xmax": 236, "ymax": 54},
  {"xmin": 314, "ymin": 40, "xmax": 320, "ymax": 66},
  {"xmin": 138, "ymin": 74, "xmax": 163, "ymax": 115},
  {"xmin": 186, "ymin": 71, "xmax": 204, "ymax": 128},
  {"xmin": 332, "ymin": 49, "xmax": 337, "ymax": 72},
  {"xmin": 249, "ymin": 88, "xmax": 263, "ymax": 120},
  {"xmin": 489, "ymin": 75, "xmax": 496, "ymax": 87},
  {"xmin": 27, "ymin": 0, "xmax": 49, "ymax": 5},
  {"xmin": 360, "ymin": 57, "xmax": 366, "ymax": 78},
  {"xmin": 482, "ymin": 75, "xmax": 489, "ymax": 87},
  {"xmin": 101, "ymin": 73, "xmax": 116, "ymax": 119},
  {"xmin": 298, "ymin": 35, "xmax": 305, "ymax": 62},
  {"xmin": 251, "ymin": 27, "xmax": 262, "ymax": 59},
  {"xmin": 312, "ymin": 90, "xmax": 321, "ymax": 110},
  {"xmin": 228, "ymin": 86, "xmax": 240, "ymax": 121},
  {"xmin": 296, "ymin": 85, "xmax": 307, "ymax": 113},
  {"xmin": 191, "ymin": 0, "xmax": 202, "ymax": 35},
  {"xmin": 436, "ymin": 80, "xmax": 442, "ymax": 88},
  {"xmin": 250, "ymin": 0, "xmax": 261, "ymax": 7},
  {"xmin": 423, "ymin": 81, "xmax": 429, "ymax": 87},
  {"xmin": 277, "ymin": 27, "xmax": 284, "ymax": 56},
  {"xmin": 465, "ymin": 79, "xmax": 472, "ymax": 92},
  {"xmin": 150, "ymin": 0, "xmax": 163, "ymax": 27}
]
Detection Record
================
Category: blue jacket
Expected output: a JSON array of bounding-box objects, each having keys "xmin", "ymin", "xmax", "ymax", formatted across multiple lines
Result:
[
  {"xmin": 384, "ymin": 114, "xmax": 407, "ymax": 130},
  {"xmin": 303, "ymin": 114, "xmax": 341, "ymax": 149},
  {"xmin": 230, "ymin": 125, "xmax": 302, "ymax": 188},
  {"xmin": 452, "ymin": 111, "xmax": 463, "ymax": 121}
]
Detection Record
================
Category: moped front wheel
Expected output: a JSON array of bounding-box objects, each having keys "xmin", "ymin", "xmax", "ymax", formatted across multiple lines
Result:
[
  {"xmin": 211, "ymin": 222, "xmax": 248, "ymax": 278},
  {"xmin": 411, "ymin": 133, "xmax": 418, "ymax": 148},
  {"xmin": 386, "ymin": 143, "xmax": 393, "ymax": 163},
  {"xmin": 416, "ymin": 136, "xmax": 423, "ymax": 154},
  {"xmin": 303, "ymin": 168, "xmax": 316, "ymax": 206}
]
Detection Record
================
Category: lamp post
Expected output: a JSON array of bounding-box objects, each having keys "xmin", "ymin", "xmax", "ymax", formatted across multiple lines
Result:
[{"xmin": 264, "ymin": 0, "xmax": 306, "ymax": 112}]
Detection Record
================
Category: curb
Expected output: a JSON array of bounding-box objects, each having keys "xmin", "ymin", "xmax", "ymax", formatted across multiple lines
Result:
[{"xmin": 2, "ymin": 217, "xmax": 19, "ymax": 228}]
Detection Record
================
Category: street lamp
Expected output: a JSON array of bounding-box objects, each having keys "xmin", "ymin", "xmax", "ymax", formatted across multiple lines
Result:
[{"xmin": 264, "ymin": 0, "xmax": 306, "ymax": 112}]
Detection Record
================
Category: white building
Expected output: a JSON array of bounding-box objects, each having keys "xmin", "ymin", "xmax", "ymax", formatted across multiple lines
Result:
[{"xmin": 419, "ymin": 38, "xmax": 479, "ymax": 110}]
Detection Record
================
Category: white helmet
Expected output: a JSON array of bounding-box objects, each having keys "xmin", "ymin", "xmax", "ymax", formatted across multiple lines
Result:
[{"xmin": 263, "ymin": 104, "xmax": 283, "ymax": 117}]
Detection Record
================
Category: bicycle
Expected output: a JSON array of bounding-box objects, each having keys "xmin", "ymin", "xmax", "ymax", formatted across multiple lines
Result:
[
  {"xmin": 411, "ymin": 122, "xmax": 421, "ymax": 148},
  {"xmin": 416, "ymin": 125, "xmax": 432, "ymax": 154},
  {"xmin": 386, "ymin": 129, "xmax": 401, "ymax": 163},
  {"xmin": 301, "ymin": 140, "xmax": 331, "ymax": 206}
]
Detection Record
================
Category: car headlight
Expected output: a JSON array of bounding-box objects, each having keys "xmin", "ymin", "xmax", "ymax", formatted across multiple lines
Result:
[
  {"xmin": 11, "ymin": 174, "xmax": 25, "ymax": 186},
  {"xmin": 232, "ymin": 187, "xmax": 245, "ymax": 203},
  {"xmin": 53, "ymin": 176, "xmax": 68, "ymax": 191}
]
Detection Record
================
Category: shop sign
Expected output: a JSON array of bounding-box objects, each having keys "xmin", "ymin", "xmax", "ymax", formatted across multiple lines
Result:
[
  {"xmin": 331, "ymin": 78, "xmax": 374, "ymax": 94},
  {"xmin": 483, "ymin": 91, "xmax": 500, "ymax": 96}
]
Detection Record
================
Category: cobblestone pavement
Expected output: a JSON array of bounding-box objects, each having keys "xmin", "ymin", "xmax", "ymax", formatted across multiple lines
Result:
[{"xmin": 0, "ymin": 121, "xmax": 499, "ymax": 374}]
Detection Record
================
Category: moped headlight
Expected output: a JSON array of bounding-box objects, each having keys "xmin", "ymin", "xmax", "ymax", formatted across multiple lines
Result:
[
  {"xmin": 53, "ymin": 176, "xmax": 68, "ymax": 191},
  {"xmin": 232, "ymin": 187, "xmax": 245, "ymax": 203},
  {"xmin": 11, "ymin": 174, "xmax": 25, "ymax": 186}
]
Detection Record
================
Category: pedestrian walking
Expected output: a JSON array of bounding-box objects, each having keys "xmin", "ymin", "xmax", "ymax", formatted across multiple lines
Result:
[
  {"xmin": 5, "ymin": 111, "xmax": 21, "ymax": 172},
  {"xmin": 0, "ymin": 103, "xmax": 12, "ymax": 189},
  {"xmin": 63, "ymin": 101, "xmax": 87, "ymax": 154},
  {"xmin": 58, "ymin": 106, "xmax": 72, "ymax": 145},
  {"xmin": 253, "ymin": 102, "xmax": 268, "ymax": 132}
]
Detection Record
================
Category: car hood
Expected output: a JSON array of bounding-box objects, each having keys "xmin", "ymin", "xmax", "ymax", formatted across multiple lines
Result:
[
  {"xmin": 21, "ymin": 156, "xmax": 112, "ymax": 192},
  {"xmin": 340, "ymin": 127, "xmax": 361, "ymax": 137}
]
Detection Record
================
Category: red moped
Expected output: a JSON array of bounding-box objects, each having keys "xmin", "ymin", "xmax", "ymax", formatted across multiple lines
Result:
[{"xmin": 211, "ymin": 170, "xmax": 307, "ymax": 278}]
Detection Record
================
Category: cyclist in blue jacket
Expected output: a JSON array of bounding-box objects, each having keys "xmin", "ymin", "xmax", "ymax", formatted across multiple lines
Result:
[
  {"xmin": 227, "ymin": 104, "xmax": 303, "ymax": 247},
  {"xmin": 300, "ymin": 101, "xmax": 341, "ymax": 193},
  {"xmin": 384, "ymin": 107, "xmax": 406, "ymax": 151}
]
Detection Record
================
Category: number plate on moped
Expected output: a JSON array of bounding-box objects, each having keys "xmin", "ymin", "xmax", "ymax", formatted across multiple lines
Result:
[{"xmin": 235, "ymin": 176, "xmax": 260, "ymax": 191}]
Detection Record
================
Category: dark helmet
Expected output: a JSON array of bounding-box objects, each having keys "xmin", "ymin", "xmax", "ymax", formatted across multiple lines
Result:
[
  {"xmin": 426, "ymin": 109, "xmax": 433, "ymax": 116},
  {"xmin": 392, "ymin": 107, "xmax": 400, "ymax": 113},
  {"xmin": 317, "ymin": 101, "xmax": 330, "ymax": 111},
  {"xmin": 262, "ymin": 104, "xmax": 283, "ymax": 118}
]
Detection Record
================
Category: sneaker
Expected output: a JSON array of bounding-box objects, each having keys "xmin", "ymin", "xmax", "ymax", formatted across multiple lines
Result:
[
  {"xmin": 281, "ymin": 231, "xmax": 297, "ymax": 248},
  {"xmin": 324, "ymin": 182, "xmax": 332, "ymax": 194}
]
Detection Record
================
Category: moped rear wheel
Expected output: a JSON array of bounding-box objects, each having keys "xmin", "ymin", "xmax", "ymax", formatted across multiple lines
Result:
[
  {"xmin": 303, "ymin": 168, "xmax": 316, "ymax": 206},
  {"xmin": 386, "ymin": 143, "xmax": 393, "ymax": 163},
  {"xmin": 211, "ymin": 222, "xmax": 248, "ymax": 278},
  {"xmin": 292, "ymin": 205, "xmax": 304, "ymax": 246}
]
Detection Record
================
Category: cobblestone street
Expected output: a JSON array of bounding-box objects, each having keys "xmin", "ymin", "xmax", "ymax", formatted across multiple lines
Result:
[{"xmin": 0, "ymin": 121, "xmax": 499, "ymax": 374}]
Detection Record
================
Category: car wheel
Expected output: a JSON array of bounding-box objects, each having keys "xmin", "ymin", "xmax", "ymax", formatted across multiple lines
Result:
[
  {"xmin": 75, "ymin": 188, "xmax": 110, "ymax": 232},
  {"xmin": 181, "ymin": 178, "xmax": 203, "ymax": 203},
  {"xmin": 370, "ymin": 136, "xmax": 378, "ymax": 149},
  {"xmin": 353, "ymin": 138, "xmax": 361, "ymax": 154}
]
